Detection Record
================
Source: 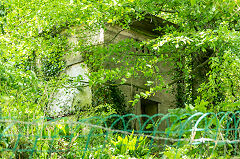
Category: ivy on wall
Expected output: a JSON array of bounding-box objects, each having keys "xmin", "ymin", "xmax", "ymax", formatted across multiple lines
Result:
[
  {"xmin": 1, "ymin": 0, "xmax": 240, "ymax": 119},
  {"xmin": 40, "ymin": 36, "xmax": 67, "ymax": 80}
]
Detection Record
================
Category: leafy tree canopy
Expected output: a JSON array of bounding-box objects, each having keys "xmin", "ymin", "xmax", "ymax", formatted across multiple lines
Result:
[{"xmin": 1, "ymin": 0, "xmax": 240, "ymax": 119}]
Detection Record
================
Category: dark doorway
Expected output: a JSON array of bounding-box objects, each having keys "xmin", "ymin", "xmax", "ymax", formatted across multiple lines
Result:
[
  {"xmin": 141, "ymin": 99, "xmax": 158, "ymax": 116},
  {"xmin": 141, "ymin": 99, "xmax": 159, "ymax": 130}
]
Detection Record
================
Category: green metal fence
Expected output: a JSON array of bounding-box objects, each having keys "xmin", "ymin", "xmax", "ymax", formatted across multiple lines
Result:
[{"xmin": 0, "ymin": 112, "xmax": 240, "ymax": 158}]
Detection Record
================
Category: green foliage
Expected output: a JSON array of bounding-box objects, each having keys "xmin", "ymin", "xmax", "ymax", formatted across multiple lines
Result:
[
  {"xmin": 40, "ymin": 36, "xmax": 67, "ymax": 79},
  {"xmin": 1, "ymin": 112, "xmax": 240, "ymax": 158},
  {"xmin": 0, "ymin": 62, "xmax": 43, "ymax": 118},
  {"xmin": 92, "ymin": 83, "xmax": 128, "ymax": 115},
  {"xmin": 1, "ymin": 0, "xmax": 240, "ymax": 116},
  {"xmin": 1, "ymin": 0, "xmax": 240, "ymax": 157},
  {"xmin": 111, "ymin": 132, "xmax": 150, "ymax": 158}
]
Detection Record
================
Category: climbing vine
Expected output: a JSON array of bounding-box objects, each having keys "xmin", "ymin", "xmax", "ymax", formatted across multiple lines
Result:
[
  {"xmin": 1, "ymin": 0, "xmax": 240, "ymax": 119},
  {"xmin": 40, "ymin": 36, "xmax": 68, "ymax": 80}
]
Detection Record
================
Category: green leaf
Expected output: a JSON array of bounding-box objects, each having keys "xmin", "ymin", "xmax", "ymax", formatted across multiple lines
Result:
[
  {"xmin": 190, "ymin": 0, "xmax": 196, "ymax": 6},
  {"xmin": 146, "ymin": 124, "xmax": 153, "ymax": 129}
]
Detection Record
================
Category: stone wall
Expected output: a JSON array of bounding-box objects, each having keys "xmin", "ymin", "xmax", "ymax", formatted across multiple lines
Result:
[
  {"xmin": 47, "ymin": 26, "xmax": 103, "ymax": 117},
  {"xmin": 104, "ymin": 25, "xmax": 176, "ymax": 129},
  {"xmin": 48, "ymin": 23, "xmax": 176, "ymax": 124}
]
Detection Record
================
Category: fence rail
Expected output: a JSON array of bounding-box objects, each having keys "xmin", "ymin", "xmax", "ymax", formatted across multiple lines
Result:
[{"xmin": 0, "ymin": 112, "xmax": 240, "ymax": 158}]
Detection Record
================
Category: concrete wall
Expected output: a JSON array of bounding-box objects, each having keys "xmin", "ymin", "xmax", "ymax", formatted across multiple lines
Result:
[
  {"xmin": 48, "ymin": 26, "xmax": 103, "ymax": 117},
  {"xmin": 48, "ymin": 24, "xmax": 176, "ymax": 124},
  {"xmin": 104, "ymin": 25, "xmax": 176, "ymax": 129}
]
